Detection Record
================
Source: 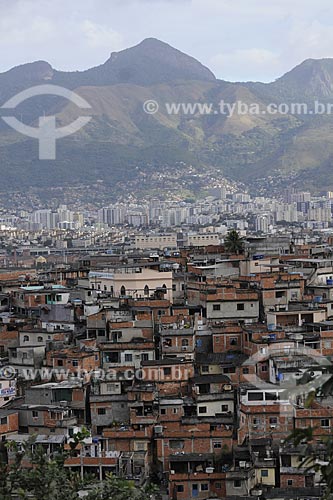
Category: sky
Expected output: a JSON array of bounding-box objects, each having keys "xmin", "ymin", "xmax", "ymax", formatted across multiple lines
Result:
[{"xmin": 0, "ymin": 0, "xmax": 333, "ymax": 82}]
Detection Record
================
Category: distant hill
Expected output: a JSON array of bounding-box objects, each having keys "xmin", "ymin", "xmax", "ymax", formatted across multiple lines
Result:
[{"xmin": 1, "ymin": 38, "xmax": 333, "ymax": 193}]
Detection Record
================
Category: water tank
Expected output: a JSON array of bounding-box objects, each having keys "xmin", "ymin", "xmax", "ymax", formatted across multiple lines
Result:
[{"xmin": 327, "ymin": 279, "xmax": 333, "ymax": 285}]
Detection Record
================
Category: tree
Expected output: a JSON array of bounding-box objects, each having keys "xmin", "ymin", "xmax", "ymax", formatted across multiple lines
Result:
[
  {"xmin": 0, "ymin": 438, "xmax": 84, "ymax": 500},
  {"xmin": 0, "ymin": 433, "xmax": 155, "ymax": 500},
  {"xmin": 224, "ymin": 229, "xmax": 244, "ymax": 255},
  {"xmin": 86, "ymin": 474, "xmax": 158, "ymax": 500},
  {"xmin": 286, "ymin": 369, "xmax": 333, "ymax": 499}
]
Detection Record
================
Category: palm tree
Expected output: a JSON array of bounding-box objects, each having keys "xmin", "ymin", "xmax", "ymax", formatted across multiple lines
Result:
[{"xmin": 224, "ymin": 229, "xmax": 244, "ymax": 255}]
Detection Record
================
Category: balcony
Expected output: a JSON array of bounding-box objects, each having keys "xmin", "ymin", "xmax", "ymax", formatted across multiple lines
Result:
[
  {"xmin": 44, "ymin": 416, "xmax": 77, "ymax": 428},
  {"xmin": 65, "ymin": 453, "xmax": 119, "ymax": 467}
]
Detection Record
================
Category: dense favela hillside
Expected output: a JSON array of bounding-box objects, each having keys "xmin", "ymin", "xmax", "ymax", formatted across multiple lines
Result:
[
  {"xmin": 2, "ymin": 237, "xmax": 333, "ymax": 499},
  {"xmin": 2, "ymin": 38, "xmax": 333, "ymax": 192}
]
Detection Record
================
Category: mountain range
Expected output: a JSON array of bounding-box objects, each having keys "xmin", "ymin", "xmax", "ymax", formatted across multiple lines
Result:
[{"xmin": 1, "ymin": 38, "xmax": 333, "ymax": 194}]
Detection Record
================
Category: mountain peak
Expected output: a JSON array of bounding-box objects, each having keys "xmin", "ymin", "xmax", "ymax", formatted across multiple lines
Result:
[
  {"xmin": 5, "ymin": 60, "xmax": 53, "ymax": 80},
  {"xmin": 104, "ymin": 38, "xmax": 216, "ymax": 85},
  {"xmin": 136, "ymin": 37, "xmax": 168, "ymax": 47},
  {"xmin": 276, "ymin": 58, "xmax": 333, "ymax": 97}
]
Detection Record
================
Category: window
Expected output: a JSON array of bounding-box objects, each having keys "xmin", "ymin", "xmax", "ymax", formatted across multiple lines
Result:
[
  {"xmin": 201, "ymin": 484, "xmax": 208, "ymax": 491},
  {"xmin": 125, "ymin": 354, "xmax": 133, "ymax": 362},
  {"xmin": 120, "ymin": 286, "xmax": 126, "ymax": 296},
  {"xmin": 169, "ymin": 440, "xmax": 184, "ymax": 449},
  {"xmin": 23, "ymin": 335, "xmax": 29, "ymax": 342},
  {"xmin": 32, "ymin": 411, "xmax": 38, "ymax": 418},
  {"xmin": 213, "ymin": 441, "xmax": 222, "ymax": 449},
  {"xmin": 223, "ymin": 367, "xmax": 236, "ymax": 374},
  {"xmin": 97, "ymin": 329, "xmax": 105, "ymax": 337},
  {"xmin": 163, "ymin": 338, "xmax": 172, "ymax": 347},
  {"xmin": 106, "ymin": 383, "xmax": 117, "ymax": 393},
  {"xmin": 213, "ymin": 304, "xmax": 221, "ymax": 311},
  {"xmin": 234, "ymin": 480, "xmax": 241, "ymax": 488},
  {"xmin": 173, "ymin": 408, "xmax": 178, "ymax": 414},
  {"xmin": 176, "ymin": 485, "xmax": 184, "ymax": 493},
  {"xmin": 237, "ymin": 303, "xmax": 244, "ymax": 310},
  {"xmin": 163, "ymin": 367, "xmax": 171, "ymax": 376},
  {"xmin": 261, "ymin": 470, "xmax": 269, "ymax": 477},
  {"xmin": 321, "ymin": 419, "xmax": 330, "ymax": 428},
  {"xmin": 248, "ymin": 392, "xmax": 264, "ymax": 401},
  {"xmin": 230, "ymin": 337, "xmax": 238, "ymax": 345},
  {"xmin": 72, "ymin": 360, "xmax": 78, "ymax": 367},
  {"xmin": 215, "ymin": 483, "xmax": 222, "ymax": 489},
  {"xmin": 202, "ymin": 365, "xmax": 209, "ymax": 373},
  {"xmin": 37, "ymin": 336, "xmax": 43, "ymax": 342},
  {"xmin": 261, "ymin": 365, "xmax": 268, "ymax": 372},
  {"xmin": 199, "ymin": 406, "xmax": 207, "ymax": 414},
  {"xmin": 161, "ymin": 408, "xmax": 166, "ymax": 415},
  {"xmin": 243, "ymin": 367, "xmax": 249, "ymax": 374},
  {"xmin": 265, "ymin": 392, "xmax": 278, "ymax": 401},
  {"xmin": 0, "ymin": 417, "xmax": 7, "ymax": 425},
  {"xmin": 98, "ymin": 408, "xmax": 106, "ymax": 415},
  {"xmin": 287, "ymin": 479, "xmax": 293, "ymax": 486},
  {"xmin": 253, "ymin": 417, "xmax": 260, "ymax": 425},
  {"xmin": 182, "ymin": 339, "xmax": 189, "ymax": 347},
  {"xmin": 144, "ymin": 285, "xmax": 149, "ymax": 296},
  {"xmin": 57, "ymin": 359, "xmax": 63, "ymax": 366},
  {"xmin": 269, "ymin": 417, "xmax": 278, "ymax": 424},
  {"xmin": 141, "ymin": 353, "xmax": 149, "ymax": 361},
  {"xmin": 104, "ymin": 352, "xmax": 120, "ymax": 363},
  {"xmin": 221, "ymin": 404, "xmax": 229, "ymax": 412}
]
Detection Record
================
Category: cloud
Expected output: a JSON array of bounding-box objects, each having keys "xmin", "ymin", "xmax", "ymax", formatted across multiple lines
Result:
[
  {"xmin": 286, "ymin": 20, "xmax": 333, "ymax": 59},
  {"xmin": 0, "ymin": 0, "xmax": 333, "ymax": 81},
  {"xmin": 210, "ymin": 49, "xmax": 279, "ymax": 82},
  {"xmin": 80, "ymin": 20, "xmax": 123, "ymax": 50}
]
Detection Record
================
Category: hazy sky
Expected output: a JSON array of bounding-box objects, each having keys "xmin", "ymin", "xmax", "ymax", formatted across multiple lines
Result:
[{"xmin": 1, "ymin": 0, "xmax": 333, "ymax": 82}]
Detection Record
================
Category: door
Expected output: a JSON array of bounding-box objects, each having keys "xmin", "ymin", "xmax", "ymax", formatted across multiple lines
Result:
[{"xmin": 192, "ymin": 484, "xmax": 198, "ymax": 498}]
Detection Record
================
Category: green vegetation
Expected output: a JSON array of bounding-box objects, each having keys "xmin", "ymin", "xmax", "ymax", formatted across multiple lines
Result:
[
  {"xmin": 224, "ymin": 229, "xmax": 245, "ymax": 254},
  {"xmin": 3, "ymin": 42, "xmax": 333, "ymax": 192},
  {"xmin": 0, "ymin": 431, "xmax": 156, "ymax": 500}
]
